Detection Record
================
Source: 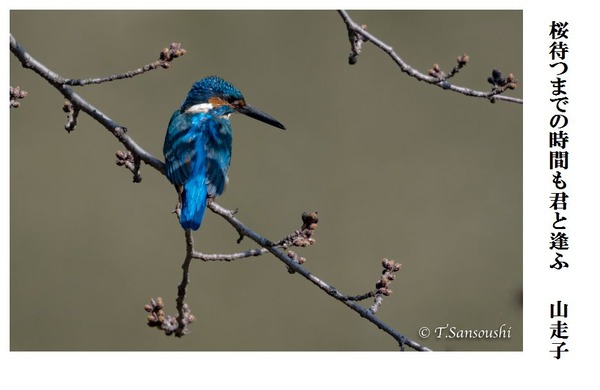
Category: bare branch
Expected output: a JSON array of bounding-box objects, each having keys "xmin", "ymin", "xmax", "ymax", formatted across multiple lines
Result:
[
  {"xmin": 174, "ymin": 229, "xmax": 196, "ymax": 336},
  {"xmin": 63, "ymin": 43, "xmax": 186, "ymax": 86},
  {"xmin": 192, "ymin": 248, "xmax": 269, "ymax": 261},
  {"xmin": 10, "ymin": 34, "xmax": 167, "ymax": 180},
  {"xmin": 11, "ymin": 32, "xmax": 430, "ymax": 351},
  {"xmin": 338, "ymin": 10, "xmax": 523, "ymax": 104},
  {"xmin": 190, "ymin": 212, "xmax": 319, "ymax": 263},
  {"xmin": 208, "ymin": 201, "xmax": 432, "ymax": 351}
]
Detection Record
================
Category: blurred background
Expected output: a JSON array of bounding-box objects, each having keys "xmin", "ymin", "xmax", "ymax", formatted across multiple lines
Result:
[{"xmin": 10, "ymin": 10, "xmax": 522, "ymax": 351}]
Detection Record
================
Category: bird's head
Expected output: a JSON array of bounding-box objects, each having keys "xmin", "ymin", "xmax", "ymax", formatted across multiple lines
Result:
[{"xmin": 181, "ymin": 76, "xmax": 285, "ymax": 130}]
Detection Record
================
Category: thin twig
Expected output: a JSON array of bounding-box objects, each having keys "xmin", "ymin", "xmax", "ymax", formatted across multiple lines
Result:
[
  {"xmin": 62, "ymin": 43, "xmax": 186, "ymax": 86},
  {"xmin": 174, "ymin": 229, "xmax": 195, "ymax": 336},
  {"xmin": 338, "ymin": 10, "xmax": 523, "ymax": 105},
  {"xmin": 192, "ymin": 248, "xmax": 269, "ymax": 261}
]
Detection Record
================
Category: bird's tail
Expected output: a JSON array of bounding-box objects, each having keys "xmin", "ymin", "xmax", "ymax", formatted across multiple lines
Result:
[{"xmin": 180, "ymin": 176, "xmax": 207, "ymax": 231}]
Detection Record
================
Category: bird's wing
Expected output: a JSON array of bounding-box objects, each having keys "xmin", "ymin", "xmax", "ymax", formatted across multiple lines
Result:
[
  {"xmin": 203, "ymin": 117, "xmax": 232, "ymax": 197},
  {"xmin": 163, "ymin": 110, "xmax": 231, "ymax": 198},
  {"xmin": 163, "ymin": 110, "xmax": 207, "ymax": 186}
]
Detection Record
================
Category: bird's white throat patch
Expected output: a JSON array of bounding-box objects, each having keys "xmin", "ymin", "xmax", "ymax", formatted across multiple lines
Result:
[{"xmin": 185, "ymin": 103, "xmax": 213, "ymax": 113}]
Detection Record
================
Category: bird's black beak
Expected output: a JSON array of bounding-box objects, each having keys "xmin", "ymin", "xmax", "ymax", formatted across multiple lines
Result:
[{"xmin": 237, "ymin": 104, "xmax": 286, "ymax": 130}]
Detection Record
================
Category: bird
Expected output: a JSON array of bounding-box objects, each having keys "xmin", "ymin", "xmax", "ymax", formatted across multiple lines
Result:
[{"xmin": 163, "ymin": 76, "xmax": 286, "ymax": 231}]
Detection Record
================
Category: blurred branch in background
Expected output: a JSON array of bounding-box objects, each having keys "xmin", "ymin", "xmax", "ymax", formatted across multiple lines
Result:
[
  {"xmin": 10, "ymin": 32, "xmax": 431, "ymax": 351},
  {"xmin": 339, "ymin": 10, "xmax": 523, "ymax": 104}
]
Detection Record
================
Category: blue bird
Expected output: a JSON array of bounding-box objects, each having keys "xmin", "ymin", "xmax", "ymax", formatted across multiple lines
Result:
[{"xmin": 163, "ymin": 76, "xmax": 285, "ymax": 230}]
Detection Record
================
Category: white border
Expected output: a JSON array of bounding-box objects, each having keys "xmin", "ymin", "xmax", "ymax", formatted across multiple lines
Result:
[{"xmin": 4, "ymin": 1, "xmax": 598, "ymax": 388}]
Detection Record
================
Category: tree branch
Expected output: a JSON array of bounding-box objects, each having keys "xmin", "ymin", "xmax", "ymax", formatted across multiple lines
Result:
[
  {"xmin": 62, "ymin": 43, "xmax": 186, "ymax": 86},
  {"xmin": 338, "ymin": 10, "xmax": 523, "ymax": 104},
  {"xmin": 207, "ymin": 201, "xmax": 431, "ymax": 351},
  {"xmin": 10, "ymin": 34, "xmax": 166, "ymax": 180},
  {"xmin": 192, "ymin": 247, "xmax": 269, "ymax": 261},
  {"xmin": 11, "ymin": 32, "xmax": 430, "ymax": 351}
]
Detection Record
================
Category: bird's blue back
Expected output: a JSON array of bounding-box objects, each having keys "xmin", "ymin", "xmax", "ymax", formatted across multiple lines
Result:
[
  {"xmin": 163, "ymin": 76, "xmax": 284, "ymax": 231},
  {"xmin": 163, "ymin": 105, "xmax": 233, "ymax": 230}
]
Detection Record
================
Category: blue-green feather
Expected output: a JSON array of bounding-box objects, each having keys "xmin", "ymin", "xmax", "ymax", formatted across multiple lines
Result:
[
  {"xmin": 163, "ymin": 80, "xmax": 235, "ymax": 230},
  {"xmin": 163, "ymin": 75, "xmax": 283, "ymax": 231}
]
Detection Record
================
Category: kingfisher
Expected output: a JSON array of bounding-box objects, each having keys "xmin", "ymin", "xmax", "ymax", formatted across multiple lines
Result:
[{"xmin": 163, "ymin": 76, "xmax": 286, "ymax": 231}]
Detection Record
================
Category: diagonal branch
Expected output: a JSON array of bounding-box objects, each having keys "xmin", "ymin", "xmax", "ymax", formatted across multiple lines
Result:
[
  {"xmin": 207, "ymin": 201, "xmax": 431, "ymax": 351},
  {"xmin": 338, "ymin": 10, "xmax": 523, "ymax": 104},
  {"xmin": 10, "ymin": 34, "xmax": 166, "ymax": 177}
]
